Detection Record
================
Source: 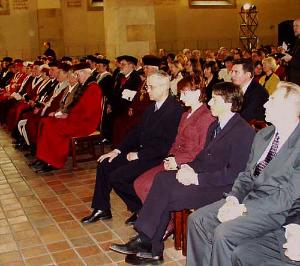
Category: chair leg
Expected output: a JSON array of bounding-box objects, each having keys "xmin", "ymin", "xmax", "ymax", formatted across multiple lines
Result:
[
  {"xmin": 182, "ymin": 209, "xmax": 191, "ymax": 256},
  {"xmin": 71, "ymin": 139, "xmax": 77, "ymax": 169},
  {"xmin": 174, "ymin": 211, "xmax": 183, "ymax": 250}
]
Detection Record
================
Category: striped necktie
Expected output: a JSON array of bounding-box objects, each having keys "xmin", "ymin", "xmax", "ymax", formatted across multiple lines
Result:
[{"xmin": 254, "ymin": 133, "xmax": 280, "ymax": 176}]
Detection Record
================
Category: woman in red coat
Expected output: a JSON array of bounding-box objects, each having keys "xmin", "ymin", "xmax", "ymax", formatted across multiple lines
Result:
[
  {"xmin": 134, "ymin": 75, "xmax": 215, "ymax": 202},
  {"xmin": 34, "ymin": 63, "xmax": 103, "ymax": 172}
]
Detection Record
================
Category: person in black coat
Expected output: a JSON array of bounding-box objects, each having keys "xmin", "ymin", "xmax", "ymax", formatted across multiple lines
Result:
[
  {"xmin": 81, "ymin": 73, "xmax": 183, "ymax": 225},
  {"xmin": 109, "ymin": 82, "xmax": 255, "ymax": 265},
  {"xmin": 232, "ymin": 59, "xmax": 269, "ymax": 122},
  {"xmin": 283, "ymin": 18, "xmax": 300, "ymax": 86}
]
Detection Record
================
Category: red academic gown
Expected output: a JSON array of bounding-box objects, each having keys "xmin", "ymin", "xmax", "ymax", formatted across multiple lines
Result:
[
  {"xmin": 6, "ymin": 77, "xmax": 43, "ymax": 131},
  {"xmin": 25, "ymin": 87, "xmax": 66, "ymax": 145},
  {"xmin": 36, "ymin": 81, "xmax": 103, "ymax": 169},
  {"xmin": 134, "ymin": 104, "xmax": 215, "ymax": 202}
]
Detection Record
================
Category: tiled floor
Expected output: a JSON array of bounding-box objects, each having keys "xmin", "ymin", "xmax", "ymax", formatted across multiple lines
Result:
[{"xmin": 0, "ymin": 127, "xmax": 186, "ymax": 266}]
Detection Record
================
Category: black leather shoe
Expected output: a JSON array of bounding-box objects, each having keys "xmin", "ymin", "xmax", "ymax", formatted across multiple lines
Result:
[
  {"xmin": 81, "ymin": 209, "xmax": 112, "ymax": 224},
  {"xmin": 125, "ymin": 212, "xmax": 138, "ymax": 225},
  {"xmin": 110, "ymin": 235, "xmax": 151, "ymax": 255},
  {"xmin": 28, "ymin": 159, "xmax": 43, "ymax": 168},
  {"xmin": 125, "ymin": 254, "xmax": 163, "ymax": 265},
  {"xmin": 36, "ymin": 164, "xmax": 56, "ymax": 173}
]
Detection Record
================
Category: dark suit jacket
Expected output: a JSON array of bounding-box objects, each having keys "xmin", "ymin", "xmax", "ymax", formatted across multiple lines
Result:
[
  {"xmin": 117, "ymin": 96, "xmax": 183, "ymax": 162},
  {"xmin": 240, "ymin": 79, "xmax": 269, "ymax": 122},
  {"xmin": 97, "ymin": 72, "xmax": 113, "ymax": 99},
  {"xmin": 0, "ymin": 70, "xmax": 14, "ymax": 89},
  {"xmin": 229, "ymin": 123, "xmax": 300, "ymax": 225},
  {"xmin": 288, "ymin": 38, "xmax": 300, "ymax": 85},
  {"xmin": 111, "ymin": 70, "xmax": 141, "ymax": 116},
  {"xmin": 188, "ymin": 114, "xmax": 255, "ymax": 188}
]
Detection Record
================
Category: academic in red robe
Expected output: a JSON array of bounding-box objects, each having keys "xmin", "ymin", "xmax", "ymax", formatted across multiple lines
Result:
[{"xmin": 35, "ymin": 80, "xmax": 103, "ymax": 169}]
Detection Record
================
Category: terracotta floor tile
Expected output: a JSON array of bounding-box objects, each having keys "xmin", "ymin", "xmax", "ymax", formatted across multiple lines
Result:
[
  {"xmin": 83, "ymin": 253, "xmax": 112, "ymax": 265},
  {"xmin": 51, "ymin": 249, "xmax": 81, "ymax": 263},
  {"xmin": 47, "ymin": 241, "xmax": 71, "ymax": 253},
  {"xmin": 7, "ymin": 215, "xmax": 28, "ymax": 224},
  {"xmin": 11, "ymin": 222, "xmax": 32, "ymax": 232},
  {"xmin": 5, "ymin": 209, "xmax": 25, "ymax": 218},
  {"xmin": 75, "ymin": 245, "xmax": 101, "ymax": 257},
  {"xmin": 16, "ymin": 236, "xmax": 43, "ymax": 249},
  {"xmin": 21, "ymin": 246, "xmax": 48, "ymax": 258},
  {"xmin": 0, "ymin": 242, "xmax": 18, "ymax": 253},
  {"xmin": 37, "ymin": 225, "xmax": 65, "ymax": 243},
  {"xmin": 13, "ymin": 229, "xmax": 37, "ymax": 241},
  {"xmin": 0, "ymin": 251, "xmax": 22, "ymax": 264},
  {"xmin": 23, "ymin": 205, "xmax": 46, "ymax": 214},
  {"xmin": 69, "ymin": 236, "xmax": 95, "ymax": 247},
  {"xmin": 106, "ymin": 251, "xmax": 125, "ymax": 263},
  {"xmin": 25, "ymin": 255, "xmax": 53, "ymax": 266},
  {"xmin": 2, "ymin": 261, "xmax": 26, "ymax": 266},
  {"xmin": 92, "ymin": 231, "xmax": 118, "ymax": 243},
  {"xmin": 56, "ymin": 260, "xmax": 85, "ymax": 266},
  {"xmin": 52, "ymin": 213, "xmax": 75, "ymax": 223}
]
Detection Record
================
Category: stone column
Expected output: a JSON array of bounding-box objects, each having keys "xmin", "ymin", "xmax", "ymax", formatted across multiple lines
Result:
[{"xmin": 103, "ymin": 0, "xmax": 157, "ymax": 60}]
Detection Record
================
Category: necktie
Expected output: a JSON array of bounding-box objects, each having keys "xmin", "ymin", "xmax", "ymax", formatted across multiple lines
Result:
[
  {"xmin": 254, "ymin": 133, "xmax": 279, "ymax": 176},
  {"xmin": 154, "ymin": 104, "xmax": 158, "ymax": 112},
  {"xmin": 214, "ymin": 123, "xmax": 221, "ymax": 138}
]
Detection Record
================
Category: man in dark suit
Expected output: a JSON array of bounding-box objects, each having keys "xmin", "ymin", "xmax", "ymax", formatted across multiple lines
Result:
[
  {"xmin": 187, "ymin": 81, "xmax": 300, "ymax": 266},
  {"xmin": 283, "ymin": 18, "xmax": 300, "ymax": 85},
  {"xmin": 0, "ymin": 57, "xmax": 14, "ymax": 89},
  {"xmin": 110, "ymin": 55, "xmax": 142, "ymax": 118},
  {"xmin": 232, "ymin": 59, "xmax": 269, "ymax": 122},
  {"xmin": 86, "ymin": 55, "xmax": 99, "ymax": 79},
  {"xmin": 109, "ymin": 82, "xmax": 255, "ymax": 265},
  {"xmin": 81, "ymin": 73, "xmax": 182, "ymax": 225}
]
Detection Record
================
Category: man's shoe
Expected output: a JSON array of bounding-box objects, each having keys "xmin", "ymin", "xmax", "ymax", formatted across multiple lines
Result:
[
  {"xmin": 36, "ymin": 164, "xmax": 56, "ymax": 173},
  {"xmin": 125, "ymin": 254, "xmax": 163, "ymax": 265},
  {"xmin": 110, "ymin": 235, "xmax": 151, "ymax": 255},
  {"xmin": 81, "ymin": 209, "xmax": 112, "ymax": 224},
  {"xmin": 125, "ymin": 212, "xmax": 138, "ymax": 225}
]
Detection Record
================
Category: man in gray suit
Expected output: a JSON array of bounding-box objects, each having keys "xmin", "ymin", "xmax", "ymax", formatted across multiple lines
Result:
[{"xmin": 187, "ymin": 81, "xmax": 300, "ymax": 266}]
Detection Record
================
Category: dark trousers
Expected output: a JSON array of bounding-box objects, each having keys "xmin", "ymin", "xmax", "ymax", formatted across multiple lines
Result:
[
  {"xmin": 134, "ymin": 171, "xmax": 230, "ymax": 255},
  {"xmin": 91, "ymin": 154, "xmax": 160, "ymax": 213}
]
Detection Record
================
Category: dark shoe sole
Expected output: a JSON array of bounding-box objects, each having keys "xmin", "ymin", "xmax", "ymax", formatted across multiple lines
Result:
[
  {"xmin": 125, "ymin": 254, "xmax": 163, "ymax": 265},
  {"xmin": 109, "ymin": 244, "xmax": 137, "ymax": 255},
  {"xmin": 81, "ymin": 215, "xmax": 112, "ymax": 224}
]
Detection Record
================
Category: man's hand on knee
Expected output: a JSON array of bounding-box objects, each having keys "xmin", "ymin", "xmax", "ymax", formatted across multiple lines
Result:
[{"xmin": 98, "ymin": 149, "xmax": 121, "ymax": 163}]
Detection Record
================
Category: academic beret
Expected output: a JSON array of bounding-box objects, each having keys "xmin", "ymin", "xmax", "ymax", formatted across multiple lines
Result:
[
  {"xmin": 116, "ymin": 55, "xmax": 138, "ymax": 65},
  {"xmin": 73, "ymin": 62, "xmax": 91, "ymax": 71},
  {"xmin": 142, "ymin": 55, "xmax": 161, "ymax": 67},
  {"xmin": 2, "ymin": 57, "xmax": 13, "ymax": 63},
  {"xmin": 95, "ymin": 58, "xmax": 110, "ymax": 65},
  {"xmin": 86, "ymin": 55, "xmax": 97, "ymax": 62}
]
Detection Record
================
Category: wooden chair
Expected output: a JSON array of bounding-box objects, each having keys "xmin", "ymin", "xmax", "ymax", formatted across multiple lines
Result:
[
  {"xmin": 174, "ymin": 209, "xmax": 192, "ymax": 256},
  {"xmin": 71, "ymin": 97, "xmax": 106, "ymax": 169}
]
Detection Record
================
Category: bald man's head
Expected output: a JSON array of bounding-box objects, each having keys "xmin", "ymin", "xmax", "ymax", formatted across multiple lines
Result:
[{"xmin": 294, "ymin": 19, "xmax": 300, "ymax": 38}]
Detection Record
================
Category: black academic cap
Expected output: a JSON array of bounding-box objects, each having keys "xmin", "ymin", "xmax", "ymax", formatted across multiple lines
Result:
[
  {"xmin": 142, "ymin": 55, "xmax": 161, "ymax": 67},
  {"xmin": 116, "ymin": 55, "xmax": 138, "ymax": 65}
]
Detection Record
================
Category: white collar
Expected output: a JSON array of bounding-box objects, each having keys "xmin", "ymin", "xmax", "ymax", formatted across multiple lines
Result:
[
  {"xmin": 218, "ymin": 112, "xmax": 235, "ymax": 129},
  {"xmin": 241, "ymin": 78, "xmax": 253, "ymax": 94},
  {"xmin": 155, "ymin": 96, "xmax": 168, "ymax": 111}
]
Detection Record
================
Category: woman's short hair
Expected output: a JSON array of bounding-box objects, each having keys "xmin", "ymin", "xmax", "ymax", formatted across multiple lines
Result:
[
  {"xmin": 212, "ymin": 82, "xmax": 243, "ymax": 112},
  {"xmin": 204, "ymin": 61, "xmax": 219, "ymax": 75},
  {"xmin": 177, "ymin": 75, "xmax": 205, "ymax": 103},
  {"xmin": 262, "ymin": 57, "xmax": 277, "ymax": 72},
  {"xmin": 168, "ymin": 60, "xmax": 183, "ymax": 71}
]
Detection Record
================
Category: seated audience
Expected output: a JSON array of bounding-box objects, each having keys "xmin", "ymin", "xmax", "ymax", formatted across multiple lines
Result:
[
  {"xmin": 81, "ymin": 73, "xmax": 182, "ymax": 225},
  {"xmin": 187, "ymin": 81, "xmax": 300, "ymax": 266},
  {"xmin": 33, "ymin": 63, "xmax": 103, "ymax": 172},
  {"xmin": 110, "ymin": 82, "xmax": 255, "ymax": 265},
  {"xmin": 134, "ymin": 75, "xmax": 215, "ymax": 203},
  {"xmin": 259, "ymin": 57, "xmax": 280, "ymax": 95},
  {"xmin": 232, "ymin": 59, "xmax": 269, "ymax": 122}
]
